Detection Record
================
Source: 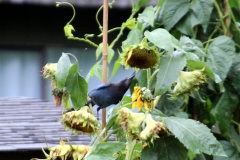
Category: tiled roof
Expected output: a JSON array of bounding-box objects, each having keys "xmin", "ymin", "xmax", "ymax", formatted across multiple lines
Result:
[{"xmin": 0, "ymin": 97, "xmax": 114, "ymax": 151}]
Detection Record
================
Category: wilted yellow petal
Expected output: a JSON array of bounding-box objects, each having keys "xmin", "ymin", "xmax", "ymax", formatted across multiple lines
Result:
[
  {"xmin": 137, "ymin": 97, "xmax": 143, "ymax": 111},
  {"xmin": 151, "ymin": 100, "xmax": 154, "ymax": 107},
  {"xmin": 125, "ymin": 50, "xmax": 133, "ymax": 65},
  {"xmin": 132, "ymin": 102, "xmax": 137, "ymax": 109},
  {"xmin": 144, "ymin": 101, "xmax": 150, "ymax": 112},
  {"xmin": 132, "ymin": 86, "xmax": 141, "ymax": 102}
]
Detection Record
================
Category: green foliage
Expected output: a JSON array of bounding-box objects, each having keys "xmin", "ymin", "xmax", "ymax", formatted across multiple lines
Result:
[
  {"xmin": 156, "ymin": 93, "xmax": 184, "ymax": 116},
  {"xmin": 155, "ymin": 54, "xmax": 186, "ymax": 95},
  {"xmin": 164, "ymin": 117, "xmax": 226, "ymax": 156},
  {"xmin": 213, "ymin": 141, "xmax": 240, "ymax": 160},
  {"xmin": 211, "ymin": 91, "xmax": 239, "ymax": 136},
  {"xmin": 138, "ymin": 6, "xmax": 155, "ymax": 27},
  {"xmin": 96, "ymin": 43, "xmax": 114, "ymax": 63},
  {"xmin": 122, "ymin": 29, "xmax": 142, "ymax": 50},
  {"xmin": 38, "ymin": 0, "xmax": 240, "ymax": 160},
  {"xmin": 141, "ymin": 136, "xmax": 188, "ymax": 160},
  {"xmin": 206, "ymin": 36, "xmax": 236, "ymax": 81},
  {"xmin": 56, "ymin": 53, "xmax": 71, "ymax": 89},
  {"xmin": 163, "ymin": 0, "xmax": 190, "ymax": 31},
  {"xmin": 229, "ymin": 126, "xmax": 240, "ymax": 152},
  {"xmin": 65, "ymin": 62, "xmax": 88, "ymax": 110},
  {"xmin": 186, "ymin": 60, "xmax": 215, "ymax": 81},
  {"xmin": 190, "ymin": 0, "xmax": 214, "ymax": 32},
  {"xmin": 144, "ymin": 28, "xmax": 174, "ymax": 52},
  {"xmin": 86, "ymin": 142, "xmax": 126, "ymax": 160}
]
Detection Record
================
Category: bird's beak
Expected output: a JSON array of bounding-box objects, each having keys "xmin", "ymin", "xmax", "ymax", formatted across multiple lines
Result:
[{"xmin": 128, "ymin": 71, "xmax": 135, "ymax": 80}]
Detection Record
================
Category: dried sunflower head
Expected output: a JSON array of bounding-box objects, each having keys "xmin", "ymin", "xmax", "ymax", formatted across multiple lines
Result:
[
  {"xmin": 140, "ymin": 114, "xmax": 168, "ymax": 144},
  {"xmin": 62, "ymin": 106, "xmax": 99, "ymax": 136},
  {"xmin": 172, "ymin": 67, "xmax": 207, "ymax": 99},
  {"xmin": 41, "ymin": 63, "xmax": 57, "ymax": 85},
  {"xmin": 121, "ymin": 39, "xmax": 161, "ymax": 69},
  {"xmin": 117, "ymin": 107, "xmax": 145, "ymax": 137},
  {"xmin": 38, "ymin": 139, "xmax": 91, "ymax": 160},
  {"xmin": 52, "ymin": 88, "xmax": 63, "ymax": 107}
]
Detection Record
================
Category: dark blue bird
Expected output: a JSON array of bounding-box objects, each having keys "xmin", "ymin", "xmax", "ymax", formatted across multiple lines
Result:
[
  {"xmin": 63, "ymin": 73, "xmax": 135, "ymax": 118},
  {"xmin": 87, "ymin": 73, "xmax": 135, "ymax": 118}
]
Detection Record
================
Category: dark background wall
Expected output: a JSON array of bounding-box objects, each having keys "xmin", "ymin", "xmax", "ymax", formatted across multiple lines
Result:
[
  {"xmin": 0, "ymin": 3, "xmax": 131, "ymax": 47},
  {"xmin": 0, "ymin": 3, "xmax": 133, "ymax": 100}
]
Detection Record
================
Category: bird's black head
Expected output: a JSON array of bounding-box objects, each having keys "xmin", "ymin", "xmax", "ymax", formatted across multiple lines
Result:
[{"xmin": 118, "ymin": 73, "xmax": 135, "ymax": 89}]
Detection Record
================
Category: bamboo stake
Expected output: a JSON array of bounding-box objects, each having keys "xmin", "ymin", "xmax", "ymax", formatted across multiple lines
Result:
[
  {"xmin": 102, "ymin": 0, "xmax": 108, "ymax": 135},
  {"xmin": 223, "ymin": 0, "xmax": 231, "ymax": 37}
]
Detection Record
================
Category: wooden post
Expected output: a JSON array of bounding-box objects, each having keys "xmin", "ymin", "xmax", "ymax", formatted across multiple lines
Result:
[{"xmin": 102, "ymin": 0, "xmax": 108, "ymax": 134}]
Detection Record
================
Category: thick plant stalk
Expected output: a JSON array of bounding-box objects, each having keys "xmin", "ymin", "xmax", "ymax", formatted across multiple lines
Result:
[
  {"xmin": 102, "ymin": 0, "xmax": 108, "ymax": 133},
  {"xmin": 125, "ymin": 139, "xmax": 137, "ymax": 160}
]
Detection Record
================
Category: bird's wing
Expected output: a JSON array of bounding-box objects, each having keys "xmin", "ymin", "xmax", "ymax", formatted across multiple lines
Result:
[
  {"xmin": 88, "ymin": 83, "xmax": 111, "ymax": 95},
  {"xmin": 95, "ymin": 83, "xmax": 112, "ymax": 90}
]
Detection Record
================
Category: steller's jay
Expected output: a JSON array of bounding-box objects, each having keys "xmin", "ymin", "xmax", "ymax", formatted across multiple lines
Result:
[{"xmin": 86, "ymin": 73, "xmax": 135, "ymax": 119}]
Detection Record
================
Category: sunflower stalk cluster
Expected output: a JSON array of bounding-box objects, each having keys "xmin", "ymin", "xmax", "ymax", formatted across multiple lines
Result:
[
  {"xmin": 62, "ymin": 106, "xmax": 99, "ymax": 136},
  {"xmin": 36, "ymin": 140, "xmax": 91, "ymax": 160},
  {"xmin": 117, "ymin": 107, "xmax": 168, "ymax": 144}
]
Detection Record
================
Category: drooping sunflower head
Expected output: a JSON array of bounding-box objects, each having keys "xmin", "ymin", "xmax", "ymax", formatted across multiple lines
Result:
[
  {"xmin": 40, "ymin": 139, "xmax": 91, "ymax": 160},
  {"xmin": 61, "ymin": 106, "xmax": 99, "ymax": 136},
  {"xmin": 172, "ymin": 67, "xmax": 207, "ymax": 99},
  {"xmin": 52, "ymin": 88, "xmax": 63, "ymax": 107},
  {"xmin": 121, "ymin": 39, "xmax": 161, "ymax": 69},
  {"xmin": 41, "ymin": 63, "xmax": 57, "ymax": 85},
  {"xmin": 140, "ymin": 114, "xmax": 168, "ymax": 145},
  {"xmin": 117, "ymin": 107, "xmax": 145, "ymax": 137}
]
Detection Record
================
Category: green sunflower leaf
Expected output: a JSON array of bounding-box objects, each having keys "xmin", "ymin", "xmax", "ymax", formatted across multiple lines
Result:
[
  {"xmin": 65, "ymin": 62, "xmax": 88, "ymax": 110},
  {"xmin": 164, "ymin": 117, "xmax": 226, "ymax": 156},
  {"xmin": 162, "ymin": 0, "xmax": 190, "ymax": 31},
  {"xmin": 211, "ymin": 91, "xmax": 239, "ymax": 136},
  {"xmin": 144, "ymin": 28, "xmax": 173, "ymax": 52},
  {"xmin": 85, "ymin": 142, "xmax": 125, "ymax": 160},
  {"xmin": 141, "ymin": 136, "xmax": 188, "ymax": 160},
  {"xmin": 213, "ymin": 141, "xmax": 240, "ymax": 160},
  {"xmin": 138, "ymin": 6, "xmax": 155, "ymax": 27},
  {"xmin": 206, "ymin": 36, "xmax": 235, "ymax": 81},
  {"xmin": 155, "ymin": 54, "xmax": 186, "ymax": 96},
  {"xmin": 56, "ymin": 53, "xmax": 71, "ymax": 89}
]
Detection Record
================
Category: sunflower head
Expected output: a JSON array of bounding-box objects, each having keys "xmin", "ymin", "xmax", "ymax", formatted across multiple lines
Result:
[
  {"xmin": 121, "ymin": 39, "xmax": 161, "ymax": 69},
  {"xmin": 117, "ymin": 107, "xmax": 145, "ymax": 137},
  {"xmin": 132, "ymin": 86, "xmax": 155, "ymax": 112},
  {"xmin": 41, "ymin": 63, "xmax": 57, "ymax": 85},
  {"xmin": 52, "ymin": 88, "xmax": 63, "ymax": 107},
  {"xmin": 140, "ymin": 114, "xmax": 168, "ymax": 144},
  {"xmin": 172, "ymin": 68, "xmax": 207, "ymax": 99},
  {"xmin": 40, "ymin": 139, "xmax": 91, "ymax": 160},
  {"xmin": 62, "ymin": 106, "xmax": 99, "ymax": 136}
]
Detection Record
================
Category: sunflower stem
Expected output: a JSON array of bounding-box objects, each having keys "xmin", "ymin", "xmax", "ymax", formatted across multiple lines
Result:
[
  {"xmin": 103, "ymin": 127, "xmax": 121, "ymax": 142},
  {"xmin": 147, "ymin": 69, "xmax": 151, "ymax": 89},
  {"xmin": 125, "ymin": 138, "xmax": 137, "ymax": 160},
  {"xmin": 149, "ymin": 69, "xmax": 159, "ymax": 90}
]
